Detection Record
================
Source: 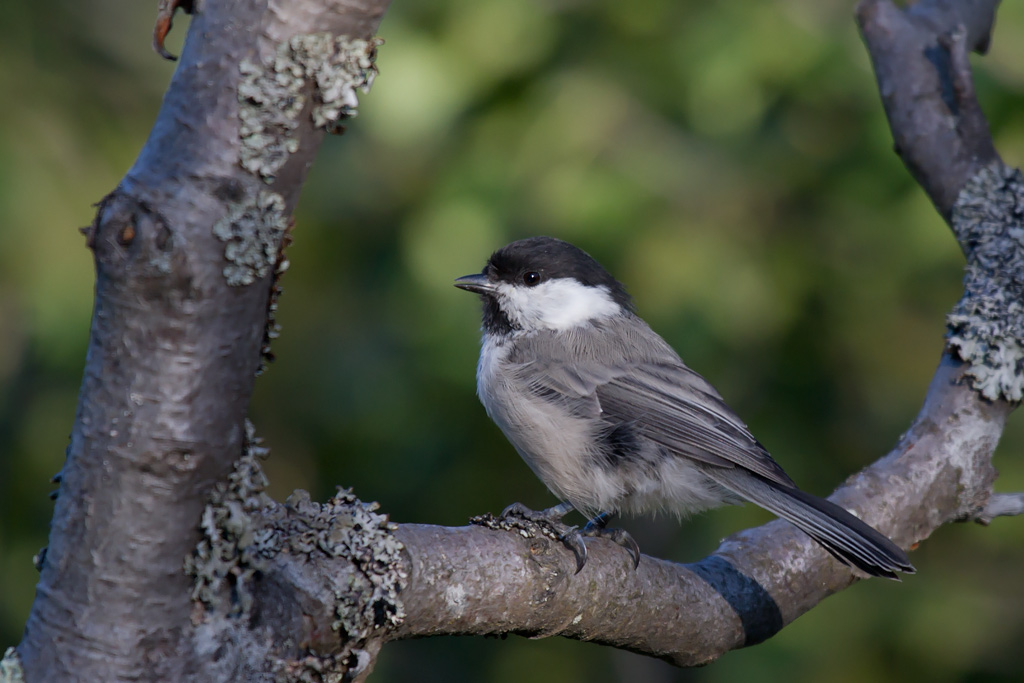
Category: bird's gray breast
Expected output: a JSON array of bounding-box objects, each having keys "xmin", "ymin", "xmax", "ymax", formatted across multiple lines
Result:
[
  {"xmin": 475, "ymin": 322, "xmax": 684, "ymax": 515},
  {"xmin": 476, "ymin": 332, "xmax": 610, "ymax": 511}
]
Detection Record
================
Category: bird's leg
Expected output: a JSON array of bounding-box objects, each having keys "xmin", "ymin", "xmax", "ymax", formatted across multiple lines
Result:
[
  {"xmin": 582, "ymin": 511, "xmax": 641, "ymax": 570},
  {"xmin": 499, "ymin": 502, "xmax": 589, "ymax": 573}
]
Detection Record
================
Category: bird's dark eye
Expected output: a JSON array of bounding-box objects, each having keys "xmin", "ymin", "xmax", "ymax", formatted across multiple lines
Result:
[{"xmin": 522, "ymin": 271, "xmax": 541, "ymax": 287}]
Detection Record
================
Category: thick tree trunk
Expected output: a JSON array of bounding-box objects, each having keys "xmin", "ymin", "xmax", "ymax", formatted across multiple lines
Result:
[{"xmin": 13, "ymin": 0, "xmax": 390, "ymax": 680}]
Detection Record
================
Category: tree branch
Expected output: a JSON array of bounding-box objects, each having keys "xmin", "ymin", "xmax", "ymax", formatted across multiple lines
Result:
[
  {"xmin": 856, "ymin": 0, "xmax": 1000, "ymax": 221},
  {"xmin": 975, "ymin": 492, "xmax": 1024, "ymax": 524},
  {"xmin": 204, "ymin": 354, "xmax": 1009, "ymax": 670}
]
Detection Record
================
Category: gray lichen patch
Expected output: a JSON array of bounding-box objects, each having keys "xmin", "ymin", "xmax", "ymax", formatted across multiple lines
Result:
[
  {"xmin": 947, "ymin": 161, "xmax": 1024, "ymax": 402},
  {"xmin": 186, "ymin": 421, "xmax": 405, "ymax": 680},
  {"xmin": 186, "ymin": 420, "xmax": 275, "ymax": 617},
  {"xmin": 278, "ymin": 489, "xmax": 406, "ymax": 638},
  {"xmin": 266, "ymin": 489, "xmax": 405, "ymax": 681},
  {"xmin": 0, "ymin": 647, "xmax": 25, "ymax": 683},
  {"xmin": 239, "ymin": 34, "xmax": 382, "ymax": 183},
  {"xmin": 213, "ymin": 190, "xmax": 288, "ymax": 286},
  {"xmin": 292, "ymin": 34, "xmax": 382, "ymax": 132},
  {"xmin": 257, "ymin": 220, "xmax": 292, "ymax": 376},
  {"xmin": 278, "ymin": 651, "xmax": 354, "ymax": 683},
  {"xmin": 471, "ymin": 510, "xmax": 561, "ymax": 543}
]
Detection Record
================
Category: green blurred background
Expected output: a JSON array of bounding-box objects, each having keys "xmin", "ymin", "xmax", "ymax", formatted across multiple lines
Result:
[{"xmin": 2, "ymin": 0, "xmax": 1024, "ymax": 680}]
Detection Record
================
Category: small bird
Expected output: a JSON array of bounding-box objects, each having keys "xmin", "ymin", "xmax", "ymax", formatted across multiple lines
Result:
[{"xmin": 455, "ymin": 236, "xmax": 914, "ymax": 579}]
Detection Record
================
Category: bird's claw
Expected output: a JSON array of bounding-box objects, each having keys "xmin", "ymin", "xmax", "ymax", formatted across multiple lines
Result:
[
  {"xmin": 582, "ymin": 511, "xmax": 641, "ymax": 570},
  {"xmin": 560, "ymin": 526, "xmax": 589, "ymax": 574},
  {"xmin": 582, "ymin": 524, "xmax": 641, "ymax": 570}
]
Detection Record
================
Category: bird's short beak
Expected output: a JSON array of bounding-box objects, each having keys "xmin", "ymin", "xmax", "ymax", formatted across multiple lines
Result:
[{"xmin": 454, "ymin": 273, "xmax": 496, "ymax": 295}]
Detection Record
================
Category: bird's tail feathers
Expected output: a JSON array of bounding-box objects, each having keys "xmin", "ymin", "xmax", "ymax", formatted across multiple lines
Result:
[{"xmin": 704, "ymin": 468, "xmax": 915, "ymax": 580}]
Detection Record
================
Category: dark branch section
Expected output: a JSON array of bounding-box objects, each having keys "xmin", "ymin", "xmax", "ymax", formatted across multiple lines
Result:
[{"xmin": 687, "ymin": 557, "xmax": 783, "ymax": 647}]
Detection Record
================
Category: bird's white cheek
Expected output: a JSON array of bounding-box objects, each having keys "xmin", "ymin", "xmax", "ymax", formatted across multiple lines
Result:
[{"xmin": 496, "ymin": 279, "xmax": 619, "ymax": 331}]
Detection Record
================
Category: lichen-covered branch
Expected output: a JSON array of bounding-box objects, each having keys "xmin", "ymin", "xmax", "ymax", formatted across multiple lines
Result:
[
  {"xmin": 860, "ymin": 1, "xmax": 1024, "ymax": 402},
  {"xmin": 184, "ymin": 423, "xmax": 406, "ymax": 681},
  {"xmin": 946, "ymin": 162, "xmax": 1024, "ymax": 401}
]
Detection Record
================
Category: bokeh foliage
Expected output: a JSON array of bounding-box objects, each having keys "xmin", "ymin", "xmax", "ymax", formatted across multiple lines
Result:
[{"xmin": 2, "ymin": 0, "xmax": 1023, "ymax": 680}]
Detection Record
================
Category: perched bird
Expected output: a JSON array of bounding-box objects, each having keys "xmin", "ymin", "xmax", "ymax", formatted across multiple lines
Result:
[{"xmin": 455, "ymin": 236, "xmax": 914, "ymax": 579}]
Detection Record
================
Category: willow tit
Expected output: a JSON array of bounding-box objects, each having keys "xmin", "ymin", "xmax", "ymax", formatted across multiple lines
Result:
[{"xmin": 455, "ymin": 236, "xmax": 914, "ymax": 579}]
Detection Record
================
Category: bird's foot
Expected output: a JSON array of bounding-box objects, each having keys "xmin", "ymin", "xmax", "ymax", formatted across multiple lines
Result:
[
  {"xmin": 485, "ymin": 504, "xmax": 640, "ymax": 574},
  {"xmin": 499, "ymin": 501, "xmax": 575, "ymax": 525},
  {"xmin": 496, "ymin": 502, "xmax": 591, "ymax": 572},
  {"xmin": 582, "ymin": 512, "xmax": 641, "ymax": 570}
]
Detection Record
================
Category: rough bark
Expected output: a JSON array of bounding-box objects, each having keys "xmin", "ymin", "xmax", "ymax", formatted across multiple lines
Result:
[{"xmin": 5, "ymin": 0, "xmax": 1021, "ymax": 680}]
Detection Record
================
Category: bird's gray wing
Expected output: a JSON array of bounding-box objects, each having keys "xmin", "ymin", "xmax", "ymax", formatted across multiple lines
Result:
[{"xmin": 507, "ymin": 317, "xmax": 796, "ymax": 488}]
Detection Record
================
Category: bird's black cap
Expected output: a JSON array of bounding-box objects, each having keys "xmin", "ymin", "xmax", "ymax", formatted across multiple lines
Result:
[
  {"xmin": 455, "ymin": 236, "xmax": 633, "ymax": 335},
  {"xmin": 484, "ymin": 236, "xmax": 633, "ymax": 310}
]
